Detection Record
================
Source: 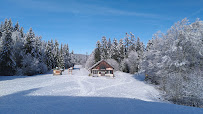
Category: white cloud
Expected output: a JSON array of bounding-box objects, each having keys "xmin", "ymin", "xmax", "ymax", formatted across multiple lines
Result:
[{"xmin": 8, "ymin": 0, "xmax": 160, "ymax": 18}]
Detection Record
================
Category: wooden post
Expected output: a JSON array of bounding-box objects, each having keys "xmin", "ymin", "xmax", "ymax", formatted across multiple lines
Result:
[{"xmin": 68, "ymin": 67, "xmax": 73, "ymax": 75}]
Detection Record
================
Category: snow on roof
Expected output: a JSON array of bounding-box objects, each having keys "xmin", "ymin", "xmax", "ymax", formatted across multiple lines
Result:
[{"xmin": 88, "ymin": 59, "xmax": 114, "ymax": 71}]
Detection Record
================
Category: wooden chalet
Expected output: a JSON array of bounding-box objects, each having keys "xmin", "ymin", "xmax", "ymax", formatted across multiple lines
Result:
[{"xmin": 89, "ymin": 60, "xmax": 114, "ymax": 77}]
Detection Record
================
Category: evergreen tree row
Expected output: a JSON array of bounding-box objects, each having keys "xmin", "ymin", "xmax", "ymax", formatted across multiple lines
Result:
[{"xmin": 0, "ymin": 19, "xmax": 73, "ymax": 76}]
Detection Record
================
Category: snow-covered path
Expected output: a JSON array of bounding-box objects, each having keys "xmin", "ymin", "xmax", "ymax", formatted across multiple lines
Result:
[{"xmin": 0, "ymin": 65, "xmax": 203, "ymax": 114}]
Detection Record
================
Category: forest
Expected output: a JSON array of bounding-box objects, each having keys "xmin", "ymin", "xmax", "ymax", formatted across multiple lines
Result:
[{"xmin": 0, "ymin": 19, "xmax": 73, "ymax": 76}]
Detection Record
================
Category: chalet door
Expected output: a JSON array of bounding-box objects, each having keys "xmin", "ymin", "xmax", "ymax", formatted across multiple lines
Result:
[{"xmin": 101, "ymin": 71, "xmax": 105, "ymax": 76}]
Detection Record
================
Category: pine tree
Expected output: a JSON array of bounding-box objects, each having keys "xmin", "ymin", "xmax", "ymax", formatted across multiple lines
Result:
[
  {"xmin": 118, "ymin": 38, "xmax": 125, "ymax": 62},
  {"xmin": 58, "ymin": 44, "xmax": 65, "ymax": 69},
  {"xmin": 46, "ymin": 41, "xmax": 53, "ymax": 70},
  {"xmin": 50, "ymin": 39, "xmax": 55, "ymax": 68},
  {"xmin": 37, "ymin": 40, "xmax": 47, "ymax": 74},
  {"xmin": 136, "ymin": 37, "xmax": 141, "ymax": 52},
  {"xmin": 19, "ymin": 27, "xmax": 24, "ymax": 38},
  {"xmin": 129, "ymin": 32, "xmax": 136, "ymax": 51},
  {"xmin": 63, "ymin": 44, "xmax": 71, "ymax": 68},
  {"xmin": 70, "ymin": 50, "xmax": 75, "ymax": 66},
  {"xmin": 3, "ymin": 19, "xmax": 8, "ymax": 32},
  {"xmin": 0, "ymin": 29, "xmax": 16, "ymax": 75},
  {"xmin": 94, "ymin": 40, "xmax": 101, "ymax": 63},
  {"xmin": 24, "ymin": 28, "xmax": 35, "ymax": 55},
  {"xmin": 0, "ymin": 22, "xmax": 3, "ymax": 30},
  {"xmin": 12, "ymin": 32, "xmax": 25, "ymax": 75},
  {"xmin": 33, "ymin": 36, "xmax": 41, "ymax": 58},
  {"xmin": 14, "ymin": 21, "xmax": 20, "ymax": 31},
  {"xmin": 124, "ymin": 33, "xmax": 130, "ymax": 57},
  {"xmin": 136, "ymin": 37, "xmax": 144, "ymax": 70},
  {"xmin": 54, "ymin": 40, "xmax": 60, "ymax": 68},
  {"xmin": 111, "ymin": 38, "xmax": 119, "ymax": 62},
  {"xmin": 146, "ymin": 39, "xmax": 153, "ymax": 52},
  {"xmin": 0, "ymin": 22, "xmax": 3, "ymax": 38},
  {"xmin": 101, "ymin": 36, "xmax": 108, "ymax": 59},
  {"xmin": 107, "ymin": 38, "xmax": 112, "ymax": 59},
  {"xmin": 7, "ymin": 19, "xmax": 13, "ymax": 32}
]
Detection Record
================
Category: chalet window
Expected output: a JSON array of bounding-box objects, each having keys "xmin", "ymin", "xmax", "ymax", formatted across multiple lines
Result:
[
  {"xmin": 105, "ymin": 70, "xmax": 113, "ymax": 74},
  {"xmin": 93, "ymin": 70, "xmax": 98, "ymax": 74}
]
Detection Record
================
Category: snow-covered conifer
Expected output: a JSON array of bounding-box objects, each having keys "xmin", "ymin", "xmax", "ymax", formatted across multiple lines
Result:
[
  {"xmin": 124, "ymin": 33, "xmax": 130, "ymax": 57},
  {"xmin": 14, "ymin": 21, "xmax": 19, "ymax": 31},
  {"xmin": 111, "ymin": 38, "xmax": 119, "ymax": 62},
  {"xmin": 101, "ymin": 36, "xmax": 108, "ymax": 59},
  {"xmin": 24, "ymin": 28, "xmax": 35, "ymax": 55},
  {"xmin": 94, "ymin": 40, "xmax": 101, "ymax": 62},
  {"xmin": 118, "ymin": 38, "xmax": 125, "ymax": 62},
  {"xmin": 0, "ymin": 29, "xmax": 16, "ymax": 75},
  {"xmin": 129, "ymin": 32, "xmax": 136, "ymax": 51}
]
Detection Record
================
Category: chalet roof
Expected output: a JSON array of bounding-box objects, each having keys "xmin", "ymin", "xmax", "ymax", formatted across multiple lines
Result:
[{"xmin": 88, "ymin": 59, "xmax": 114, "ymax": 70}]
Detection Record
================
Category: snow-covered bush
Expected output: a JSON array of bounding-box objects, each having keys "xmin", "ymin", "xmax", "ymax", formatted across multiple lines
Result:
[
  {"xmin": 127, "ymin": 51, "xmax": 139, "ymax": 74},
  {"xmin": 21, "ymin": 54, "xmax": 39, "ymax": 76},
  {"xmin": 120, "ymin": 58, "xmax": 129, "ymax": 73}
]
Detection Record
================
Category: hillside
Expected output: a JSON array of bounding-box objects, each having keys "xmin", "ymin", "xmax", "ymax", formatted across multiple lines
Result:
[{"xmin": 0, "ymin": 65, "xmax": 203, "ymax": 114}]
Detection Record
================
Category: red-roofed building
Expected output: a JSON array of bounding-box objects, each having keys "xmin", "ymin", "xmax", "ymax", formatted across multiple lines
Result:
[{"xmin": 89, "ymin": 60, "xmax": 114, "ymax": 77}]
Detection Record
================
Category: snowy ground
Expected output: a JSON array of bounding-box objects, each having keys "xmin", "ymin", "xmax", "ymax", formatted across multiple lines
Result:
[{"xmin": 0, "ymin": 65, "xmax": 203, "ymax": 114}]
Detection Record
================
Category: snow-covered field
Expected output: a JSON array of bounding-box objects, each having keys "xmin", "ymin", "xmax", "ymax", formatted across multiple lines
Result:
[{"xmin": 0, "ymin": 65, "xmax": 203, "ymax": 114}]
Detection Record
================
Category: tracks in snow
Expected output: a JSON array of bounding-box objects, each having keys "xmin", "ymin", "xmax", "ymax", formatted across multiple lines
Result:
[
  {"xmin": 0, "ymin": 65, "xmax": 161, "ymax": 102},
  {"xmin": 70, "ymin": 66, "xmax": 161, "ymax": 102}
]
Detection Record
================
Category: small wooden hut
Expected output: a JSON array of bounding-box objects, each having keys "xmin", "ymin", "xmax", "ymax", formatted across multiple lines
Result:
[
  {"xmin": 89, "ymin": 60, "xmax": 114, "ymax": 77},
  {"xmin": 53, "ymin": 67, "xmax": 63, "ymax": 75}
]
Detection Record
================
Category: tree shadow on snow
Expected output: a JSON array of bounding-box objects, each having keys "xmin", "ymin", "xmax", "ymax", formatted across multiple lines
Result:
[
  {"xmin": 0, "ymin": 76, "xmax": 32, "ymax": 81},
  {"xmin": 0, "ymin": 70, "xmax": 53, "ymax": 81},
  {"xmin": 0, "ymin": 88, "xmax": 203, "ymax": 114},
  {"xmin": 132, "ymin": 73, "xmax": 146, "ymax": 81}
]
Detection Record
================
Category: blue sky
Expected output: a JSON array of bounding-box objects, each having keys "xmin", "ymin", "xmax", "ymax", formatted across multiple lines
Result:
[{"xmin": 0, "ymin": 0, "xmax": 203, "ymax": 54}]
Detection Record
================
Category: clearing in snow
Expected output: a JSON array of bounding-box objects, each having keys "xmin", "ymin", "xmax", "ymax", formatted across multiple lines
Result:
[{"xmin": 0, "ymin": 65, "xmax": 203, "ymax": 114}]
